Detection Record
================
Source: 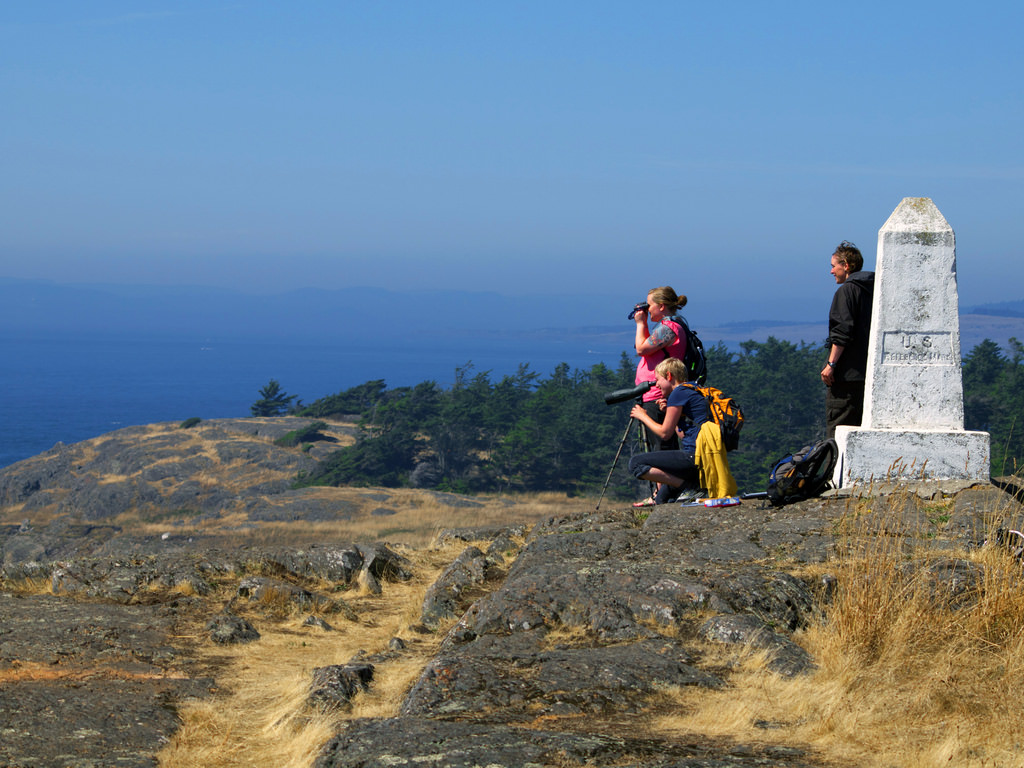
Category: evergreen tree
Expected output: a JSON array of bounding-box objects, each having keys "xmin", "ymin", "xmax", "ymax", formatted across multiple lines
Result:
[
  {"xmin": 965, "ymin": 337, "xmax": 1024, "ymax": 475},
  {"xmin": 425, "ymin": 364, "xmax": 493, "ymax": 489},
  {"xmin": 250, "ymin": 379, "xmax": 297, "ymax": 417},
  {"xmin": 298, "ymin": 380, "xmax": 441, "ymax": 487},
  {"xmin": 297, "ymin": 379, "xmax": 387, "ymax": 418}
]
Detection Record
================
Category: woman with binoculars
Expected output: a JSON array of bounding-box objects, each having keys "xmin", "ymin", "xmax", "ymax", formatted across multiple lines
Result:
[{"xmin": 631, "ymin": 286, "xmax": 688, "ymax": 451}]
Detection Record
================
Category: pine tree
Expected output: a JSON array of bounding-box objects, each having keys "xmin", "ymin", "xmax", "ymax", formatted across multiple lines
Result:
[{"xmin": 250, "ymin": 379, "xmax": 297, "ymax": 417}]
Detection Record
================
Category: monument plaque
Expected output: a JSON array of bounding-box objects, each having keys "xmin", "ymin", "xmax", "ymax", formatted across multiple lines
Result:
[
  {"xmin": 880, "ymin": 331, "xmax": 955, "ymax": 366},
  {"xmin": 834, "ymin": 198, "xmax": 990, "ymax": 485}
]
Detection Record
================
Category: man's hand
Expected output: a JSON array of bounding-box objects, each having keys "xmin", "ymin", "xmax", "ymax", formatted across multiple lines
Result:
[
  {"xmin": 822, "ymin": 345, "xmax": 843, "ymax": 386},
  {"xmin": 821, "ymin": 363, "xmax": 835, "ymax": 386}
]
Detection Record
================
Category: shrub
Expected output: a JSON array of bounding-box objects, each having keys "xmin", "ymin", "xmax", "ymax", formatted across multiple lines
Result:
[{"xmin": 274, "ymin": 421, "xmax": 329, "ymax": 448}]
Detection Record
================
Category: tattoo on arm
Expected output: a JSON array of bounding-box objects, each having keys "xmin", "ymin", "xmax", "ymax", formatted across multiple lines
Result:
[{"xmin": 647, "ymin": 324, "xmax": 677, "ymax": 350}]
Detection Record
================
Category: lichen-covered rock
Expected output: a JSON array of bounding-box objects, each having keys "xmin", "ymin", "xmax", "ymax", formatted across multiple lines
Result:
[
  {"xmin": 206, "ymin": 612, "xmax": 260, "ymax": 644},
  {"xmin": 48, "ymin": 555, "xmax": 216, "ymax": 603},
  {"xmin": 238, "ymin": 575, "xmax": 317, "ymax": 604},
  {"xmin": 700, "ymin": 613, "xmax": 816, "ymax": 677},
  {"xmin": 434, "ymin": 523, "xmax": 528, "ymax": 546},
  {"xmin": 308, "ymin": 663, "xmax": 374, "ymax": 710},
  {"xmin": 259, "ymin": 543, "xmax": 371, "ymax": 583},
  {"xmin": 303, "ymin": 614, "xmax": 334, "ymax": 631},
  {"xmin": 0, "ymin": 591, "xmax": 212, "ymax": 768},
  {"xmin": 355, "ymin": 542, "xmax": 414, "ymax": 594},
  {"xmin": 419, "ymin": 545, "xmax": 498, "ymax": 631},
  {"xmin": 390, "ymin": 500, "xmax": 830, "ymax": 729},
  {"xmin": 457, "ymin": 524, "xmax": 815, "ymax": 644},
  {"xmin": 403, "ymin": 633, "xmax": 721, "ymax": 720},
  {"xmin": 313, "ymin": 717, "xmax": 815, "ymax": 768}
]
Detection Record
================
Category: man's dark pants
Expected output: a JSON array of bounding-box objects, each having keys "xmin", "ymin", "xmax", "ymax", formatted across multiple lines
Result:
[{"xmin": 826, "ymin": 380, "xmax": 865, "ymax": 439}]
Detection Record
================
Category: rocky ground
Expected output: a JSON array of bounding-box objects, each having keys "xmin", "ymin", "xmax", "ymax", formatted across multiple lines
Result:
[
  {"xmin": 1, "ymin": 418, "xmax": 1021, "ymax": 767},
  {"xmin": 0, "ymin": 416, "xmax": 356, "ymax": 526}
]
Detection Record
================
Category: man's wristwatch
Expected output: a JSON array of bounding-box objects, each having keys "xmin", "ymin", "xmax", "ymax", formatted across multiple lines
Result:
[{"xmin": 826, "ymin": 361, "xmax": 836, "ymax": 368}]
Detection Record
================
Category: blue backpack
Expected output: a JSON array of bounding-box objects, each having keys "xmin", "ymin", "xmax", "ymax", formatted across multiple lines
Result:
[{"xmin": 766, "ymin": 439, "xmax": 838, "ymax": 506}]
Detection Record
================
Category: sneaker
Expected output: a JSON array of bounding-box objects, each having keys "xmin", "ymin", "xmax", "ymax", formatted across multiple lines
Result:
[{"xmin": 676, "ymin": 488, "xmax": 708, "ymax": 504}]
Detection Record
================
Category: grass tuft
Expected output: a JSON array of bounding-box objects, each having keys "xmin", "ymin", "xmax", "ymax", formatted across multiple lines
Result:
[{"xmin": 652, "ymin": 489, "xmax": 1024, "ymax": 767}]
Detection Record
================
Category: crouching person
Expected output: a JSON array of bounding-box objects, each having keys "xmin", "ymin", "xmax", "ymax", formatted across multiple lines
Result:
[{"xmin": 628, "ymin": 357, "xmax": 709, "ymax": 506}]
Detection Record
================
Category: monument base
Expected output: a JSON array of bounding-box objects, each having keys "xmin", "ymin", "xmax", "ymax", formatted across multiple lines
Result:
[{"xmin": 834, "ymin": 426, "xmax": 990, "ymax": 487}]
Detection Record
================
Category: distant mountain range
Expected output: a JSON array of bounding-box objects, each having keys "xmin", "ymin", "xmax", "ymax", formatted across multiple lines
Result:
[
  {"xmin": 963, "ymin": 300, "xmax": 1024, "ymax": 318},
  {"xmin": 1, "ymin": 278, "xmax": 1022, "ymax": 354}
]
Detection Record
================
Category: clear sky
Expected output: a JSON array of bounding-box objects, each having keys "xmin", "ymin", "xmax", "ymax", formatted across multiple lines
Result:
[{"xmin": 2, "ymin": 2, "xmax": 1021, "ymax": 320}]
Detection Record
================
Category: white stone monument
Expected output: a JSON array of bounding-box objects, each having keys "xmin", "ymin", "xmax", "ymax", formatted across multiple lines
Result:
[{"xmin": 834, "ymin": 198, "xmax": 990, "ymax": 486}]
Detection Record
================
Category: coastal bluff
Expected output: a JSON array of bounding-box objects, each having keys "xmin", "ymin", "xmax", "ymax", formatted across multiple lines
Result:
[{"xmin": 1, "ymin": 417, "xmax": 1022, "ymax": 767}]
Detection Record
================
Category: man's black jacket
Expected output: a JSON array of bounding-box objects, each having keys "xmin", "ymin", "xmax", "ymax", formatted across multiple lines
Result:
[{"xmin": 826, "ymin": 270, "xmax": 875, "ymax": 383}]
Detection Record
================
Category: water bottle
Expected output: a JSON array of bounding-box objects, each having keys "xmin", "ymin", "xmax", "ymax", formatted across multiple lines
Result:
[{"xmin": 702, "ymin": 496, "xmax": 741, "ymax": 507}]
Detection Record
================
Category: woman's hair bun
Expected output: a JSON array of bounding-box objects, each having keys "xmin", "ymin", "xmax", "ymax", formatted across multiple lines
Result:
[{"xmin": 649, "ymin": 286, "xmax": 686, "ymax": 311}]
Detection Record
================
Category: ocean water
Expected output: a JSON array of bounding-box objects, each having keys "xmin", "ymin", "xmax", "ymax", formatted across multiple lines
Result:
[{"xmin": 0, "ymin": 332, "xmax": 629, "ymax": 469}]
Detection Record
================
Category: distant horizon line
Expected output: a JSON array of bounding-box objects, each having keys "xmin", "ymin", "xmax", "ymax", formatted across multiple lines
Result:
[{"xmin": 1, "ymin": 275, "xmax": 1021, "ymax": 318}]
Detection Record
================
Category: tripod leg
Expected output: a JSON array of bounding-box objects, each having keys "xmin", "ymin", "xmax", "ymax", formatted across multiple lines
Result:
[
  {"xmin": 595, "ymin": 414, "xmax": 637, "ymax": 511},
  {"xmin": 639, "ymin": 421, "xmax": 652, "ymax": 454},
  {"xmin": 636, "ymin": 422, "xmax": 658, "ymax": 499}
]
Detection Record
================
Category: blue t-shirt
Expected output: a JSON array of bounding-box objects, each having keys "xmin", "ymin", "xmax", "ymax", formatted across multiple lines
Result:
[{"xmin": 665, "ymin": 384, "xmax": 710, "ymax": 454}]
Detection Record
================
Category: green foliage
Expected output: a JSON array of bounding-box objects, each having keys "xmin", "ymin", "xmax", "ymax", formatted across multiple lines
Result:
[
  {"xmin": 294, "ymin": 363, "xmax": 641, "ymax": 495},
  {"xmin": 702, "ymin": 338, "xmax": 828, "ymax": 490},
  {"xmin": 250, "ymin": 379, "xmax": 297, "ymax": 417},
  {"xmin": 274, "ymin": 420, "xmax": 329, "ymax": 448},
  {"xmin": 964, "ymin": 337, "xmax": 1024, "ymax": 475},
  {"xmin": 297, "ymin": 381, "xmax": 441, "ymax": 488},
  {"xmin": 179, "ymin": 416, "xmax": 202, "ymax": 429},
  {"xmin": 296, "ymin": 379, "xmax": 387, "ymax": 418},
  {"xmin": 285, "ymin": 337, "xmax": 1023, "ymax": 497}
]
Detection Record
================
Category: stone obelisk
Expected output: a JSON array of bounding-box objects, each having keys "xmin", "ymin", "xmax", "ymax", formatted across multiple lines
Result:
[{"xmin": 834, "ymin": 198, "xmax": 990, "ymax": 486}]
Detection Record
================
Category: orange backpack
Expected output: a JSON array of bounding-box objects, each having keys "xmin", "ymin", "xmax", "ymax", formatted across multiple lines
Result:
[{"xmin": 681, "ymin": 383, "xmax": 744, "ymax": 451}]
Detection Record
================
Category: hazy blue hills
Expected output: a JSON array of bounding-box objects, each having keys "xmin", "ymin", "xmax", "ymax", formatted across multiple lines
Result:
[
  {"xmin": 2, "ymin": 278, "xmax": 1022, "ymax": 354},
  {"xmin": 964, "ymin": 300, "xmax": 1024, "ymax": 318}
]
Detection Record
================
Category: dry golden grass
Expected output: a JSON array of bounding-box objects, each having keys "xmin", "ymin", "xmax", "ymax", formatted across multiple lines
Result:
[
  {"xmin": 196, "ymin": 462, "xmax": 282, "ymax": 493},
  {"xmin": 134, "ymin": 489, "xmax": 590, "ymax": 550},
  {"xmin": 2, "ymin": 575, "xmax": 52, "ymax": 595},
  {"xmin": 539, "ymin": 620, "xmax": 594, "ymax": 650},
  {"xmin": 157, "ymin": 539, "xmax": 488, "ymax": 768},
  {"xmin": 0, "ymin": 472, "xmax": 593, "ymax": 549},
  {"xmin": 651, "ymin": 491, "xmax": 1024, "ymax": 768},
  {"xmin": 0, "ymin": 661, "xmax": 190, "ymax": 684}
]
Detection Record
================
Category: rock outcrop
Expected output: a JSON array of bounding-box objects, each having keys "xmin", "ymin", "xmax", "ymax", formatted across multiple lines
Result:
[{"xmin": 0, "ymin": 417, "xmax": 354, "ymax": 523}]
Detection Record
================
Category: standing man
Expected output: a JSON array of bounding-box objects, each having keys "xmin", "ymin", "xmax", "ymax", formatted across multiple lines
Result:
[{"xmin": 821, "ymin": 241, "xmax": 874, "ymax": 438}]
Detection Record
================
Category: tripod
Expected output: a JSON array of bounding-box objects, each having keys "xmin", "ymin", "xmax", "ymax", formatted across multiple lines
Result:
[{"xmin": 595, "ymin": 401, "xmax": 654, "ymax": 511}]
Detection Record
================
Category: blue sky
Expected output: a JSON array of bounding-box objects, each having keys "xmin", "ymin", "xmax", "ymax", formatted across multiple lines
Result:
[{"xmin": 2, "ymin": 2, "xmax": 1021, "ymax": 320}]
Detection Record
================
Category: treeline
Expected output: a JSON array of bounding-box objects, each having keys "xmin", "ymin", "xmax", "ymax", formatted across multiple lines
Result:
[
  {"xmin": 288, "ymin": 339, "xmax": 818, "ymax": 496},
  {"xmin": 963, "ymin": 338, "xmax": 1024, "ymax": 475},
  {"xmin": 295, "ymin": 361, "xmax": 635, "ymax": 495},
  {"xmin": 283, "ymin": 336, "xmax": 1022, "ymax": 498}
]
